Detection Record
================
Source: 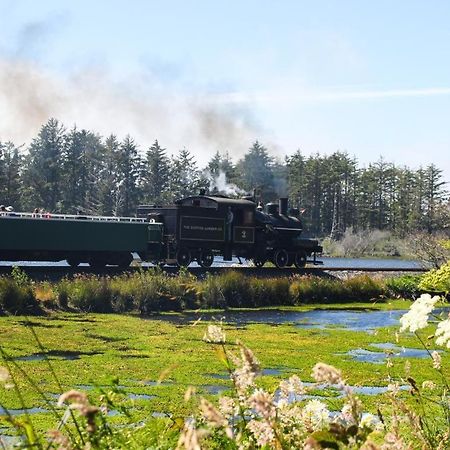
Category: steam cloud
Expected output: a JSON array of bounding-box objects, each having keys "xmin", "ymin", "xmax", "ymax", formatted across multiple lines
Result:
[
  {"xmin": 0, "ymin": 58, "xmax": 258, "ymax": 164},
  {"xmin": 208, "ymin": 171, "xmax": 246, "ymax": 196}
]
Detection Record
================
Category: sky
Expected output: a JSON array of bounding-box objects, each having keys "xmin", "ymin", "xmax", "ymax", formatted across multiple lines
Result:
[{"xmin": 0, "ymin": 0, "xmax": 450, "ymax": 182}]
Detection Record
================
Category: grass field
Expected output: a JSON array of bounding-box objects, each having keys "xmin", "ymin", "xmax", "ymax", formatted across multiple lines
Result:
[{"xmin": 1, "ymin": 299, "xmax": 447, "ymax": 440}]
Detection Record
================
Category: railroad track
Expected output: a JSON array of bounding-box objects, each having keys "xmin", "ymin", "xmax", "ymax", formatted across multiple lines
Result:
[{"xmin": 0, "ymin": 264, "xmax": 427, "ymax": 281}]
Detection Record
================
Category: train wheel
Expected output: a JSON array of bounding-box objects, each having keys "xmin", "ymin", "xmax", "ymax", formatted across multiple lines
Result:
[
  {"xmin": 176, "ymin": 248, "xmax": 192, "ymax": 267},
  {"xmin": 198, "ymin": 250, "xmax": 214, "ymax": 268},
  {"xmin": 67, "ymin": 258, "xmax": 80, "ymax": 268},
  {"xmin": 253, "ymin": 258, "xmax": 266, "ymax": 268},
  {"xmin": 273, "ymin": 249, "xmax": 288, "ymax": 268},
  {"xmin": 294, "ymin": 251, "xmax": 307, "ymax": 268}
]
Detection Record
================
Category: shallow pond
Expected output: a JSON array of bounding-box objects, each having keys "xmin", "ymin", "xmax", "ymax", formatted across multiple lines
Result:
[{"xmin": 158, "ymin": 308, "xmax": 406, "ymax": 330}]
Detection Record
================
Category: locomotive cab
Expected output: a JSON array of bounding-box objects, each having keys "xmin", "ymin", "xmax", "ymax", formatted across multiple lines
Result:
[{"xmin": 174, "ymin": 195, "xmax": 256, "ymax": 266}]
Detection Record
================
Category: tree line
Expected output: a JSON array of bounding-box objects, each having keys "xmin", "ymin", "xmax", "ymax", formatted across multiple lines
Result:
[{"xmin": 0, "ymin": 118, "xmax": 448, "ymax": 236}]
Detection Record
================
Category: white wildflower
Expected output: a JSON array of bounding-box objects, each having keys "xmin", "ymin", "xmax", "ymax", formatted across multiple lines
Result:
[
  {"xmin": 248, "ymin": 389, "xmax": 275, "ymax": 420},
  {"xmin": 302, "ymin": 399, "xmax": 330, "ymax": 431},
  {"xmin": 203, "ymin": 325, "xmax": 225, "ymax": 344},
  {"xmin": 0, "ymin": 366, "xmax": 14, "ymax": 389},
  {"xmin": 435, "ymin": 318, "xmax": 450, "ymax": 348},
  {"xmin": 218, "ymin": 396, "xmax": 235, "ymax": 418},
  {"xmin": 432, "ymin": 350, "xmax": 442, "ymax": 369},
  {"xmin": 311, "ymin": 362, "xmax": 342, "ymax": 385},
  {"xmin": 246, "ymin": 419, "xmax": 275, "ymax": 447},
  {"xmin": 232, "ymin": 365, "xmax": 256, "ymax": 395},
  {"xmin": 360, "ymin": 413, "xmax": 382, "ymax": 431},
  {"xmin": 399, "ymin": 294, "xmax": 440, "ymax": 333},
  {"xmin": 387, "ymin": 382, "xmax": 400, "ymax": 396},
  {"xmin": 422, "ymin": 380, "xmax": 436, "ymax": 390},
  {"xmin": 279, "ymin": 375, "xmax": 305, "ymax": 398},
  {"xmin": 199, "ymin": 398, "xmax": 228, "ymax": 427}
]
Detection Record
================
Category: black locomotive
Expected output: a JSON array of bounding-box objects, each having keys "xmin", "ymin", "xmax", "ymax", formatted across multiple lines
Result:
[{"xmin": 137, "ymin": 193, "xmax": 322, "ymax": 268}]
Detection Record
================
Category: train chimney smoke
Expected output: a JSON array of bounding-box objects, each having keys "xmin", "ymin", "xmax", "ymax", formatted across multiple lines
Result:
[{"xmin": 279, "ymin": 198, "xmax": 288, "ymax": 216}]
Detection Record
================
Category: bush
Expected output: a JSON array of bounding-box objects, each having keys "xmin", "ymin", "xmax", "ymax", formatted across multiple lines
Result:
[
  {"xmin": 386, "ymin": 274, "xmax": 423, "ymax": 299},
  {"xmin": 418, "ymin": 261, "xmax": 450, "ymax": 294},
  {"xmin": 290, "ymin": 275, "xmax": 385, "ymax": 304},
  {"xmin": 212, "ymin": 271, "xmax": 252, "ymax": 307},
  {"xmin": 120, "ymin": 269, "xmax": 198, "ymax": 314},
  {"xmin": 0, "ymin": 276, "xmax": 38, "ymax": 314},
  {"xmin": 59, "ymin": 276, "xmax": 114, "ymax": 313}
]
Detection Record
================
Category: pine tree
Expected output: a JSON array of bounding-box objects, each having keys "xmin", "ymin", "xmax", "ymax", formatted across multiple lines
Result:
[
  {"xmin": 115, "ymin": 135, "xmax": 141, "ymax": 216},
  {"xmin": 0, "ymin": 142, "xmax": 22, "ymax": 209},
  {"xmin": 97, "ymin": 135, "xmax": 121, "ymax": 216},
  {"xmin": 236, "ymin": 141, "xmax": 275, "ymax": 200},
  {"xmin": 142, "ymin": 140, "xmax": 171, "ymax": 205},
  {"xmin": 170, "ymin": 148, "xmax": 202, "ymax": 199},
  {"xmin": 22, "ymin": 118, "xmax": 65, "ymax": 211}
]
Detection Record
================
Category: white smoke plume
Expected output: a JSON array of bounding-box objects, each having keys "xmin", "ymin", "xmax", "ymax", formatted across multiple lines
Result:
[{"xmin": 208, "ymin": 171, "xmax": 245, "ymax": 197}]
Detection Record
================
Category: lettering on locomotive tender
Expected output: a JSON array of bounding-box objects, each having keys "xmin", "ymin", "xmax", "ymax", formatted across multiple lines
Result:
[{"xmin": 180, "ymin": 216, "xmax": 225, "ymax": 241}]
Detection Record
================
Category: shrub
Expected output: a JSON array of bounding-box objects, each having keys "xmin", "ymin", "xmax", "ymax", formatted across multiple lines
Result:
[
  {"xmin": 418, "ymin": 261, "xmax": 450, "ymax": 294},
  {"xmin": 290, "ymin": 275, "xmax": 385, "ymax": 304},
  {"xmin": 249, "ymin": 277, "xmax": 292, "ymax": 307},
  {"xmin": 212, "ymin": 271, "xmax": 252, "ymax": 307},
  {"xmin": 56, "ymin": 276, "xmax": 114, "ymax": 312},
  {"xmin": 386, "ymin": 274, "xmax": 423, "ymax": 298},
  {"xmin": 342, "ymin": 275, "xmax": 385, "ymax": 301},
  {"xmin": 0, "ymin": 276, "xmax": 38, "ymax": 314},
  {"xmin": 122, "ymin": 269, "xmax": 198, "ymax": 314}
]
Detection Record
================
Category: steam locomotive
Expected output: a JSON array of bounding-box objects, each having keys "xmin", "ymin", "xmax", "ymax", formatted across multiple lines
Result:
[
  {"xmin": 0, "ymin": 193, "xmax": 321, "ymax": 268},
  {"xmin": 137, "ymin": 193, "xmax": 322, "ymax": 268}
]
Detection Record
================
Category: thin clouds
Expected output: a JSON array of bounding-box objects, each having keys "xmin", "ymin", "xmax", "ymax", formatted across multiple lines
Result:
[{"xmin": 209, "ymin": 86, "xmax": 450, "ymax": 105}]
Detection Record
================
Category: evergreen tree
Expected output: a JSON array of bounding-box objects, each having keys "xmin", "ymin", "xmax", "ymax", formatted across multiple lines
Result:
[
  {"xmin": 115, "ymin": 135, "xmax": 141, "ymax": 216},
  {"xmin": 22, "ymin": 118, "xmax": 65, "ymax": 211},
  {"xmin": 236, "ymin": 141, "xmax": 275, "ymax": 200},
  {"xmin": 0, "ymin": 141, "xmax": 22, "ymax": 209},
  {"xmin": 97, "ymin": 135, "xmax": 121, "ymax": 216},
  {"xmin": 170, "ymin": 148, "xmax": 203, "ymax": 199},
  {"xmin": 61, "ymin": 127, "xmax": 103, "ymax": 214},
  {"xmin": 142, "ymin": 140, "xmax": 171, "ymax": 205}
]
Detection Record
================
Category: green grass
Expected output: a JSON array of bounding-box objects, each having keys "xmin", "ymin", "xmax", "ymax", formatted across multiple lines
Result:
[{"xmin": 1, "ymin": 300, "xmax": 447, "ymax": 436}]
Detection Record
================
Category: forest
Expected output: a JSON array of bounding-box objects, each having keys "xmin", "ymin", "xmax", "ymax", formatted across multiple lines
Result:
[{"xmin": 0, "ymin": 118, "xmax": 448, "ymax": 237}]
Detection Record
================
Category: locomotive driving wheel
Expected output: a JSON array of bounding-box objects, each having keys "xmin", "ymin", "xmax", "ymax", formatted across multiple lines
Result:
[
  {"xmin": 176, "ymin": 248, "xmax": 192, "ymax": 267},
  {"xmin": 294, "ymin": 251, "xmax": 307, "ymax": 268},
  {"xmin": 198, "ymin": 250, "xmax": 214, "ymax": 268},
  {"xmin": 273, "ymin": 249, "xmax": 289, "ymax": 268}
]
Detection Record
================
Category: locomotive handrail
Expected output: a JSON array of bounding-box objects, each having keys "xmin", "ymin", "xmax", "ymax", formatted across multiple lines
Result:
[{"xmin": 0, "ymin": 211, "xmax": 147, "ymax": 223}]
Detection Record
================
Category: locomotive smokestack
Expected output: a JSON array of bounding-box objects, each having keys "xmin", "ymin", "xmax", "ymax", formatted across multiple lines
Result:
[{"xmin": 279, "ymin": 198, "xmax": 288, "ymax": 216}]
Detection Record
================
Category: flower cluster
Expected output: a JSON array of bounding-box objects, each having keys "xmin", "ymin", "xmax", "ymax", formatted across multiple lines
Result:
[
  {"xmin": 435, "ymin": 316, "xmax": 450, "ymax": 348},
  {"xmin": 191, "ymin": 328, "xmax": 384, "ymax": 449},
  {"xmin": 0, "ymin": 366, "xmax": 14, "ymax": 389},
  {"xmin": 202, "ymin": 324, "xmax": 226, "ymax": 344},
  {"xmin": 399, "ymin": 293, "xmax": 440, "ymax": 333}
]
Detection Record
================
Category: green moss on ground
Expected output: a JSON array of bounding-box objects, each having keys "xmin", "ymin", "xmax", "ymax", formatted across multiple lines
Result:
[{"xmin": 1, "ymin": 300, "xmax": 447, "ymax": 434}]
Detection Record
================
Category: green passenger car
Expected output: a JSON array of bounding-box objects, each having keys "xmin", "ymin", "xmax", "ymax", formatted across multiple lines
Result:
[{"xmin": 0, "ymin": 212, "xmax": 163, "ymax": 267}]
